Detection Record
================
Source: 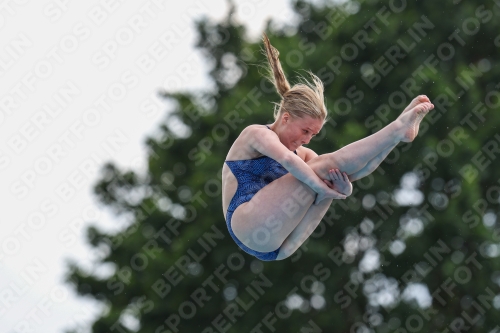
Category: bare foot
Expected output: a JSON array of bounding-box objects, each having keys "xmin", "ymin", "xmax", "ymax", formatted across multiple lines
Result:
[
  {"xmin": 402, "ymin": 95, "xmax": 431, "ymax": 114},
  {"xmin": 396, "ymin": 102, "xmax": 434, "ymax": 142}
]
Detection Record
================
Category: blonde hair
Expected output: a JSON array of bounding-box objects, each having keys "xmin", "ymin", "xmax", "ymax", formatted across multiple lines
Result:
[{"xmin": 262, "ymin": 33, "xmax": 327, "ymax": 123}]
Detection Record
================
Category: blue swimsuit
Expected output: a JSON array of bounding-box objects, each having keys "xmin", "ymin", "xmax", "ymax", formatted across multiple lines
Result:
[{"xmin": 225, "ymin": 126, "xmax": 295, "ymax": 261}]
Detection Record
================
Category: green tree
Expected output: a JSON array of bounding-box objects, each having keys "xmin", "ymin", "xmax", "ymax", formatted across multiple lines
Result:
[{"xmin": 66, "ymin": 1, "xmax": 500, "ymax": 332}]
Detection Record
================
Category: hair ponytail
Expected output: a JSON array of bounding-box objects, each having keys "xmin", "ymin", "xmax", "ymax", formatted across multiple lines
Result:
[
  {"xmin": 262, "ymin": 33, "xmax": 290, "ymax": 96},
  {"xmin": 261, "ymin": 33, "xmax": 328, "ymax": 123}
]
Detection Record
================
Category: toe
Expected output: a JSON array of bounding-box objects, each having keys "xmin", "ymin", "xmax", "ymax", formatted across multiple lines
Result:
[{"xmin": 418, "ymin": 95, "xmax": 429, "ymax": 103}]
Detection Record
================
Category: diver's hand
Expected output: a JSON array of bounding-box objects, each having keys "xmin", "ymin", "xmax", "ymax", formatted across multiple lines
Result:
[
  {"xmin": 314, "ymin": 181, "xmax": 346, "ymax": 204},
  {"xmin": 325, "ymin": 169, "xmax": 353, "ymax": 196}
]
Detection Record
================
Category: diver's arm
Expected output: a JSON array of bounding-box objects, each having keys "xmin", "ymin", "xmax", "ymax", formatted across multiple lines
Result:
[{"xmin": 246, "ymin": 126, "xmax": 346, "ymax": 202}]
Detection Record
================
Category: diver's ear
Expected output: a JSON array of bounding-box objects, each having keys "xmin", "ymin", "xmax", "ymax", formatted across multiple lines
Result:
[{"xmin": 282, "ymin": 112, "xmax": 290, "ymax": 124}]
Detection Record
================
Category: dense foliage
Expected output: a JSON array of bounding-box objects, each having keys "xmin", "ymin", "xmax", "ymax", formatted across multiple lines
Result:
[{"xmin": 66, "ymin": 1, "xmax": 500, "ymax": 332}]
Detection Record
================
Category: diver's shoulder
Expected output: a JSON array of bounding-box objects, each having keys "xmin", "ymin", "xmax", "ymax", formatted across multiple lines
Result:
[{"xmin": 242, "ymin": 124, "xmax": 272, "ymax": 134}]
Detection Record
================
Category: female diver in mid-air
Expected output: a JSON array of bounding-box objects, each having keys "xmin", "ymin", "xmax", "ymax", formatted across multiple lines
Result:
[{"xmin": 222, "ymin": 34, "xmax": 434, "ymax": 261}]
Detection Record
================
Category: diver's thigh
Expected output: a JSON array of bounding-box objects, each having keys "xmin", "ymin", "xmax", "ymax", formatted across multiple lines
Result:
[{"xmin": 231, "ymin": 173, "xmax": 316, "ymax": 252}]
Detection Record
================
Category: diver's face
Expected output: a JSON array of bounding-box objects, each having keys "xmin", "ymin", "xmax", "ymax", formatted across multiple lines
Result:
[{"xmin": 280, "ymin": 113, "xmax": 323, "ymax": 150}]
